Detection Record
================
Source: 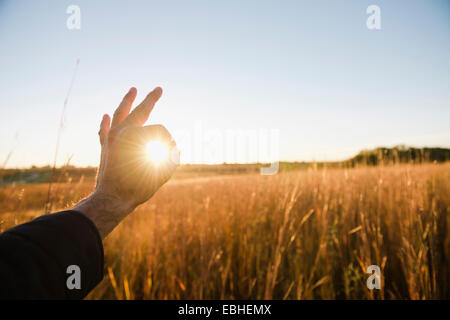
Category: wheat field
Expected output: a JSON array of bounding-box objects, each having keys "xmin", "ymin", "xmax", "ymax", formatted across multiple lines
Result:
[{"xmin": 0, "ymin": 163, "xmax": 449, "ymax": 299}]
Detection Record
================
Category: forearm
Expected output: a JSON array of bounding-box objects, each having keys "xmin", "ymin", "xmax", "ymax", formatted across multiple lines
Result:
[{"xmin": 73, "ymin": 191, "xmax": 134, "ymax": 239}]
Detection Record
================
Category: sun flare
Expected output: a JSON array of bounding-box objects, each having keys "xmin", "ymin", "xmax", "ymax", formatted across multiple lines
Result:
[{"xmin": 146, "ymin": 141, "xmax": 169, "ymax": 165}]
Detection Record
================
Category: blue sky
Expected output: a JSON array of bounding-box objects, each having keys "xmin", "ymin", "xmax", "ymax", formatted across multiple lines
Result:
[{"xmin": 0, "ymin": 0, "xmax": 449, "ymax": 167}]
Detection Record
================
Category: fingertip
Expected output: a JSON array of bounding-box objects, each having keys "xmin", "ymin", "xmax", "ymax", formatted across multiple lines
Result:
[
  {"xmin": 129, "ymin": 87, "xmax": 137, "ymax": 94},
  {"xmin": 124, "ymin": 87, "xmax": 137, "ymax": 100},
  {"xmin": 153, "ymin": 86, "xmax": 163, "ymax": 97},
  {"xmin": 102, "ymin": 113, "xmax": 111, "ymax": 124},
  {"xmin": 144, "ymin": 87, "xmax": 163, "ymax": 102}
]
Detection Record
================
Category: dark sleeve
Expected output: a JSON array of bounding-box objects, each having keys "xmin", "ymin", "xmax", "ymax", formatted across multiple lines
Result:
[{"xmin": 0, "ymin": 210, "xmax": 104, "ymax": 300}]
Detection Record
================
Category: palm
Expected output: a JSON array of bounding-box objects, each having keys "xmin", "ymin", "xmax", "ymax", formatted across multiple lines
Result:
[{"xmin": 96, "ymin": 87, "xmax": 178, "ymax": 207}]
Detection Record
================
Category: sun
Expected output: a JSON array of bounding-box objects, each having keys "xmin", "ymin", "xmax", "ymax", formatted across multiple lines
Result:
[{"xmin": 146, "ymin": 141, "xmax": 169, "ymax": 165}]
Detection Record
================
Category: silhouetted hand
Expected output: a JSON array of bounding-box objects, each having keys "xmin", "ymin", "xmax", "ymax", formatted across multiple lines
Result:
[{"xmin": 74, "ymin": 87, "xmax": 179, "ymax": 238}]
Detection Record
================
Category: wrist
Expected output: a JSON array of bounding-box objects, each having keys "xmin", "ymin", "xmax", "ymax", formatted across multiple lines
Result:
[
  {"xmin": 74, "ymin": 191, "xmax": 135, "ymax": 239},
  {"xmin": 91, "ymin": 189, "xmax": 135, "ymax": 214}
]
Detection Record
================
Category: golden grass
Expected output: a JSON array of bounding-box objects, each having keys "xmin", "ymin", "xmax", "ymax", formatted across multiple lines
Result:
[{"xmin": 1, "ymin": 163, "xmax": 449, "ymax": 299}]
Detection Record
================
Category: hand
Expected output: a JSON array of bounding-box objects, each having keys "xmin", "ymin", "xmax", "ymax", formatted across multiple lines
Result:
[{"xmin": 74, "ymin": 87, "xmax": 179, "ymax": 238}]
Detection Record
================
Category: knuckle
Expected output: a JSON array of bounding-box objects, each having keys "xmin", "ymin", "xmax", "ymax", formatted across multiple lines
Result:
[{"xmin": 120, "ymin": 126, "xmax": 137, "ymax": 139}]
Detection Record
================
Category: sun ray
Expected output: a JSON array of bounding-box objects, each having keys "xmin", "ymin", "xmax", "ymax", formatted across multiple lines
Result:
[{"xmin": 146, "ymin": 141, "xmax": 169, "ymax": 165}]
